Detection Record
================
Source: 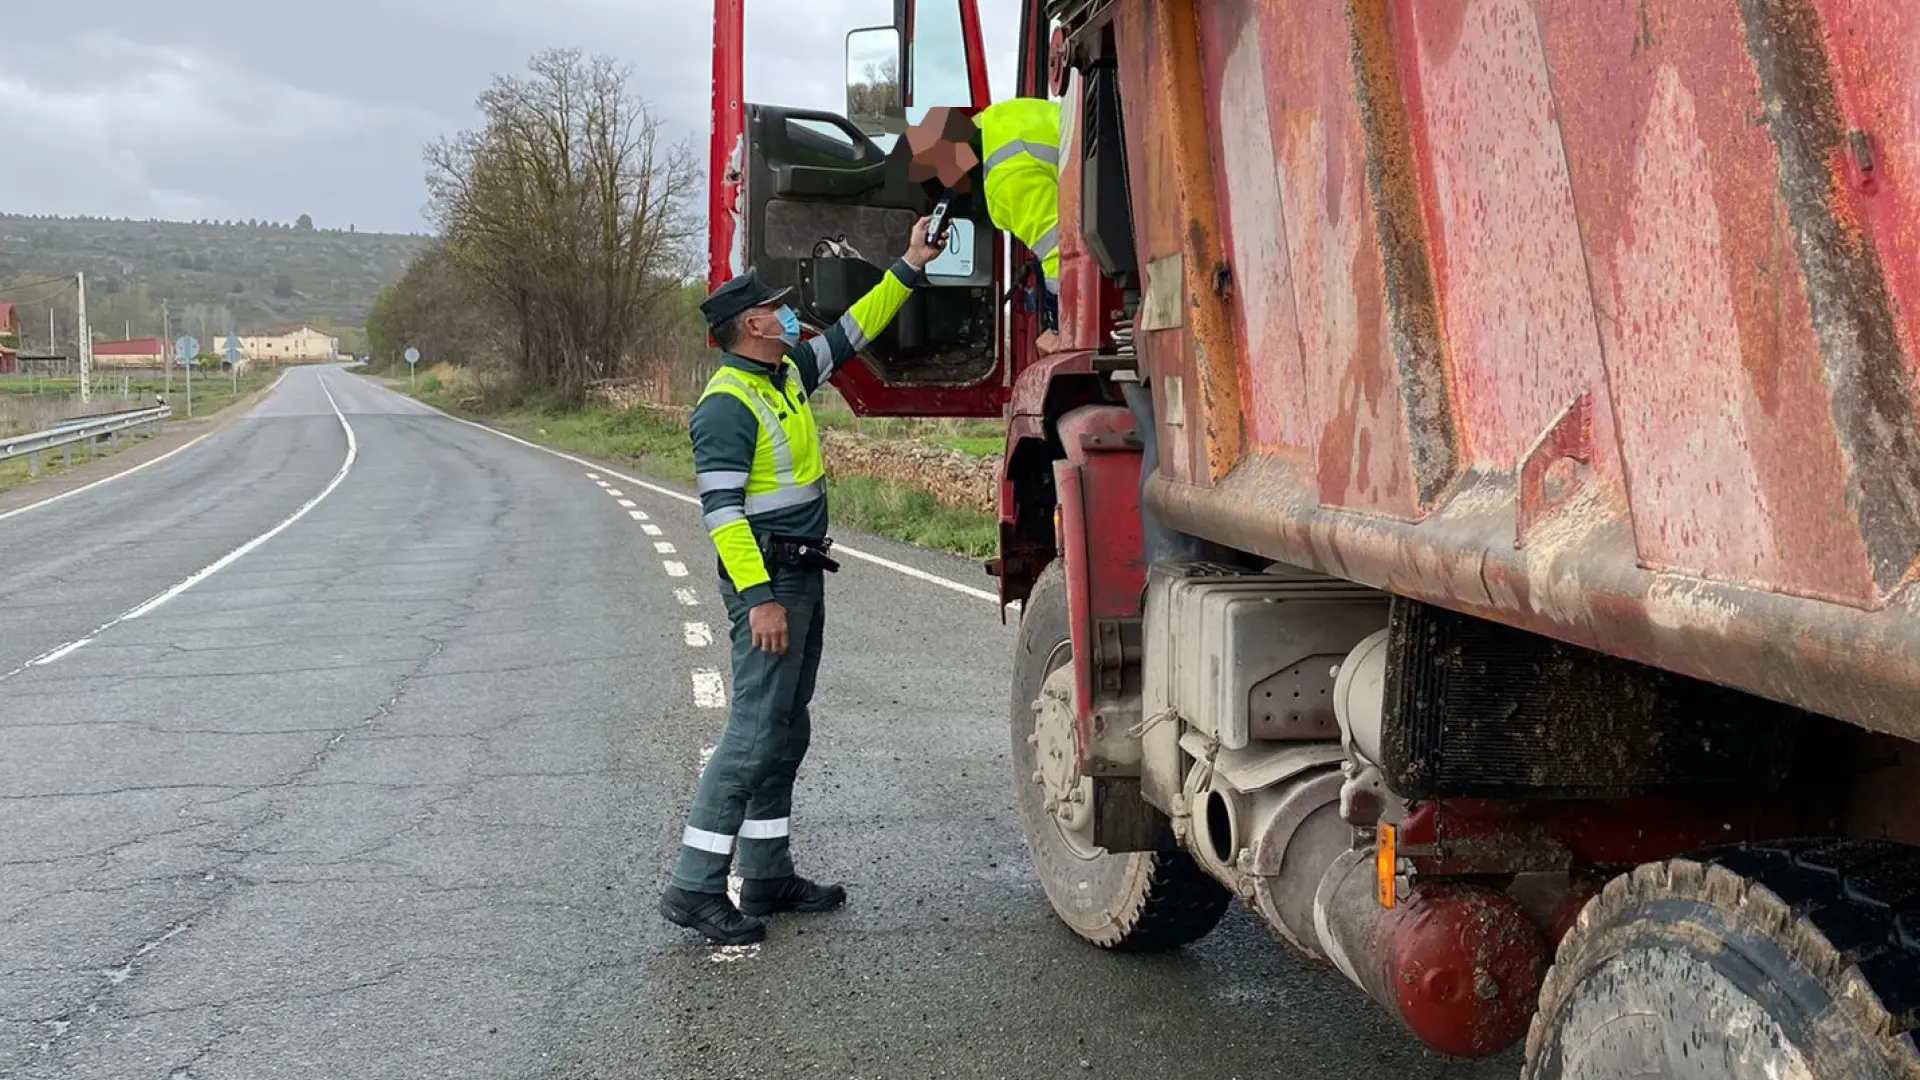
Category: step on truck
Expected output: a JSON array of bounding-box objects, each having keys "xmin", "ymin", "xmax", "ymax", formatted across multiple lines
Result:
[{"xmin": 710, "ymin": 0, "xmax": 1920, "ymax": 1074}]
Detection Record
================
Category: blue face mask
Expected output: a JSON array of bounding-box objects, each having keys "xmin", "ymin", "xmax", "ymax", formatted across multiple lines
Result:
[{"xmin": 774, "ymin": 306, "xmax": 802, "ymax": 346}]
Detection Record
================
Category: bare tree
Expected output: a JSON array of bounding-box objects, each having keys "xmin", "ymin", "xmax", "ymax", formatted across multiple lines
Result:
[
  {"xmin": 847, "ymin": 56, "xmax": 901, "ymax": 127},
  {"xmin": 426, "ymin": 49, "xmax": 700, "ymax": 402}
]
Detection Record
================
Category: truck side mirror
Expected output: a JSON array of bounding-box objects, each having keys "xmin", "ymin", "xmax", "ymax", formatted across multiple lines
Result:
[{"xmin": 845, "ymin": 27, "xmax": 902, "ymax": 138}]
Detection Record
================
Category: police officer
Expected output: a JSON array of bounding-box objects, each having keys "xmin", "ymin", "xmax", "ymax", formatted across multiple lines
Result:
[{"xmin": 660, "ymin": 217, "xmax": 946, "ymax": 945}]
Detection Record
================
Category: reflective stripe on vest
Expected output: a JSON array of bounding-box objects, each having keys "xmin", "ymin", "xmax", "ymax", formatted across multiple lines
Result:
[
  {"xmin": 699, "ymin": 365, "xmax": 826, "ymax": 519},
  {"xmin": 983, "ymin": 138, "xmax": 1059, "ymax": 175},
  {"xmin": 746, "ymin": 477, "xmax": 826, "ymax": 514},
  {"xmin": 1029, "ymin": 224, "xmax": 1060, "ymax": 260}
]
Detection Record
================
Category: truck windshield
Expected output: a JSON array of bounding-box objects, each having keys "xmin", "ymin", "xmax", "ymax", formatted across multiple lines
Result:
[{"xmin": 909, "ymin": 0, "xmax": 971, "ymax": 120}]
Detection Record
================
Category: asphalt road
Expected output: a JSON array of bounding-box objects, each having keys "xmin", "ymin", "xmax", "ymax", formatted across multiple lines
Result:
[{"xmin": 0, "ymin": 366, "xmax": 1515, "ymax": 1079}]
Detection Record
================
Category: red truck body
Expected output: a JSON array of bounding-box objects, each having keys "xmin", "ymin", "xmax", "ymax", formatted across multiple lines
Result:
[
  {"xmin": 1004, "ymin": 0, "xmax": 1920, "ymax": 839},
  {"xmin": 1049, "ymin": 0, "xmax": 1920, "ymax": 744}
]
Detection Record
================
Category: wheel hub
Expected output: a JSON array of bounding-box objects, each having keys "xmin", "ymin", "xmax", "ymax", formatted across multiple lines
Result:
[{"xmin": 1031, "ymin": 664, "xmax": 1098, "ymax": 856}]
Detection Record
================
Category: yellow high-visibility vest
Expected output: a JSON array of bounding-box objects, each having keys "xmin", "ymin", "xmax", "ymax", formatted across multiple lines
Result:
[{"xmin": 977, "ymin": 99, "xmax": 1062, "ymax": 293}]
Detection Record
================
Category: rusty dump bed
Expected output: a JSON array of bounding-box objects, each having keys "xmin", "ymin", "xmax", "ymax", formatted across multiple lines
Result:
[{"xmin": 1105, "ymin": 1, "xmax": 1920, "ymax": 740}]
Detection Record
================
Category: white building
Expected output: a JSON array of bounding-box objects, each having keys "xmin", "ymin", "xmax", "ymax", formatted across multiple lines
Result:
[{"xmin": 214, "ymin": 324, "xmax": 340, "ymax": 364}]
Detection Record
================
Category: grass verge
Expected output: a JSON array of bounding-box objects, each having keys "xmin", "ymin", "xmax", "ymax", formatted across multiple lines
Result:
[
  {"xmin": 0, "ymin": 371, "xmax": 278, "ymax": 498},
  {"xmin": 402, "ymin": 371, "xmax": 999, "ymax": 558}
]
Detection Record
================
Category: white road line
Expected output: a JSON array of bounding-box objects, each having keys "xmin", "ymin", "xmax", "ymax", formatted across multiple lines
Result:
[
  {"xmin": 709, "ymin": 943, "xmax": 759, "ymax": 964},
  {"xmin": 675, "ymin": 588, "xmax": 700, "ymax": 607},
  {"xmin": 629, "ymin": 510, "xmax": 649, "ymax": 521},
  {"xmin": 0, "ymin": 432, "xmax": 216, "ymax": 526},
  {"xmin": 654, "ymin": 541, "xmax": 677, "ymax": 554},
  {"xmin": 699, "ymin": 745, "xmax": 716, "ymax": 767},
  {"xmin": 0, "ymin": 375, "xmax": 357, "ymax": 682},
  {"xmin": 663, "ymin": 561, "xmax": 689, "ymax": 578},
  {"xmin": 30, "ymin": 638, "xmax": 93, "ymax": 666},
  {"xmin": 691, "ymin": 670, "xmax": 726, "ymax": 708},
  {"xmin": 617, "ymin": 499, "xmax": 637, "ymax": 509},
  {"xmin": 606, "ymin": 489, "xmax": 625, "ymax": 498},
  {"xmin": 642, "ymin": 523, "xmax": 663, "ymax": 536},
  {"xmin": 683, "ymin": 622, "xmax": 713, "ymax": 647},
  {"xmin": 422, "ymin": 404, "xmax": 998, "ymax": 603},
  {"xmin": 836, "ymin": 545, "xmax": 998, "ymax": 603},
  {"xmin": 595, "ymin": 480, "xmax": 611, "ymax": 488},
  {"xmin": 586, "ymin": 473, "xmax": 601, "ymax": 480}
]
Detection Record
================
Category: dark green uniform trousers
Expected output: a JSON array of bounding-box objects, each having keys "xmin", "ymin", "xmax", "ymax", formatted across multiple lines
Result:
[{"xmin": 671, "ymin": 565, "xmax": 827, "ymax": 894}]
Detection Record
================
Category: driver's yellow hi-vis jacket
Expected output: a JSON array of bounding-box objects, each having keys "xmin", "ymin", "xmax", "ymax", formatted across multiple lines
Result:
[{"xmin": 977, "ymin": 98, "xmax": 1062, "ymax": 294}]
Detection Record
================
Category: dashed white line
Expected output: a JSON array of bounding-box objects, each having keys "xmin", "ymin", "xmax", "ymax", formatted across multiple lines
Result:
[
  {"xmin": 629, "ymin": 510, "xmax": 649, "ymax": 521},
  {"xmin": 675, "ymin": 588, "xmax": 700, "ymax": 607},
  {"xmin": 683, "ymin": 622, "xmax": 714, "ymax": 647},
  {"xmin": 710, "ymin": 943, "xmax": 759, "ymax": 964},
  {"xmin": 663, "ymin": 561, "xmax": 689, "ymax": 578},
  {"xmin": 654, "ymin": 541, "xmax": 677, "ymax": 555},
  {"xmin": 585, "ymin": 472, "xmax": 600, "ymax": 480},
  {"xmin": 699, "ymin": 744, "xmax": 717, "ymax": 767},
  {"xmin": 606, "ymin": 489, "xmax": 625, "ymax": 498},
  {"xmin": 595, "ymin": 479, "xmax": 611, "ymax": 488},
  {"xmin": 617, "ymin": 499, "xmax": 637, "ymax": 509},
  {"xmin": 691, "ymin": 669, "xmax": 726, "ymax": 708},
  {"xmin": 0, "ymin": 375, "xmax": 358, "ymax": 683},
  {"xmin": 641, "ymin": 523, "xmax": 663, "ymax": 536}
]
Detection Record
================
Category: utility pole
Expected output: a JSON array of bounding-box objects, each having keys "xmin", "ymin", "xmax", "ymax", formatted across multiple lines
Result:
[
  {"xmin": 76, "ymin": 271, "xmax": 91, "ymax": 404},
  {"xmin": 162, "ymin": 299, "xmax": 172, "ymax": 399}
]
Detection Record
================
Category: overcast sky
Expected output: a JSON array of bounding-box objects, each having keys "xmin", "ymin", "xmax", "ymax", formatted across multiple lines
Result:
[{"xmin": 0, "ymin": 0, "xmax": 1021, "ymax": 234}]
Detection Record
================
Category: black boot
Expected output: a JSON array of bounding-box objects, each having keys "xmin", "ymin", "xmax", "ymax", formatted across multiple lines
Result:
[
  {"xmin": 660, "ymin": 886, "xmax": 766, "ymax": 945},
  {"xmin": 738, "ymin": 875, "xmax": 847, "ymax": 916}
]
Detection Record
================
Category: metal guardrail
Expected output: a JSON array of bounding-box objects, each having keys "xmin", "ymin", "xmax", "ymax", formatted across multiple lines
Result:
[{"xmin": 0, "ymin": 405, "xmax": 173, "ymax": 475}]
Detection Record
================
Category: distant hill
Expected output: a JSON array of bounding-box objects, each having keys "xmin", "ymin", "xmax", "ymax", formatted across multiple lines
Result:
[{"xmin": 0, "ymin": 214, "xmax": 432, "ymax": 354}]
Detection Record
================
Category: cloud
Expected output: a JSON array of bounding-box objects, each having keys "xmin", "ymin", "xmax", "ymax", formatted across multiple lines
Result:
[{"xmin": 0, "ymin": 0, "xmax": 1021, "ymax": 233}]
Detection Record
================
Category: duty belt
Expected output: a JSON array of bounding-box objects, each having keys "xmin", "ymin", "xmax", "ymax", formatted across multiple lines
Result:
[{"xmin": 718, "ymin": 534, "xmax": 840, "ymax": 583}]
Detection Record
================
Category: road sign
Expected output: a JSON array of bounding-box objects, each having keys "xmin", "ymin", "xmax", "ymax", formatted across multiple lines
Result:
[
  {"xmin": 404, "ymin": 347, "xmax": 421, "ymax": 366},
  {"xmin": 174, "ymin": 336, "xmax": 199, "ymax": 365}
]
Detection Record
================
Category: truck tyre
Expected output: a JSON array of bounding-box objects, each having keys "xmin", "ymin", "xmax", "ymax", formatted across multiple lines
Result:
[
  {"xmin": 1524, "ymin": 840, "xmax": 1920, "ymax": 1080},
  {"xmin": 1011, "ymin": 564, "xmax": 1228, "ymax": 951}
]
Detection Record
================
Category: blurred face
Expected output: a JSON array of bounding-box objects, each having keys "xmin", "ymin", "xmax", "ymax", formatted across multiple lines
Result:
[{"xmin": 904, "ymin": 106, "xmax": 982, "ymax": 193}]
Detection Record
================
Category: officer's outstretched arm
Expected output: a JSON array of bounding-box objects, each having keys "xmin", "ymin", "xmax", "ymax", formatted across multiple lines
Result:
[
  {"xmin": 691, "ymin": 395, "xmax": 774, "ymax": 607},
  {"xmin": 790, "ymin": 256, "xmax": 925, "ymax": 396}
]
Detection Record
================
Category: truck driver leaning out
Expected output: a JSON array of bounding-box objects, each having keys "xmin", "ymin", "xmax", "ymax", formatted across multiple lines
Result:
[{"xmin": 660, "ymin": 217, "xmax": 946, "ymax": 946}]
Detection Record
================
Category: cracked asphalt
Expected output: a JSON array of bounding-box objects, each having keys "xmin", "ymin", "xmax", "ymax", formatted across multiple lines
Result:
[{"xmin": 0, "ymin": 366, "xmax": 1514, "ymax": 1079}]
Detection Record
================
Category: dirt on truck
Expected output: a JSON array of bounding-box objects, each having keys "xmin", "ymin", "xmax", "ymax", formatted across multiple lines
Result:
[{"xmin": 711, "ymin": 0, "xmax": 1920, "ymax": 1075}]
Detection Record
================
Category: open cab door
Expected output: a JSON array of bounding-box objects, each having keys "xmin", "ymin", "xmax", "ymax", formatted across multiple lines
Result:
[{"xmin": 710, "ymin": 0, "xmax": 1004, "ymax": 416}]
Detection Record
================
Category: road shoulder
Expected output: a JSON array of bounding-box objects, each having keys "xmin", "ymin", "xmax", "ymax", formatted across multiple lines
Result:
[{"xmin": 0, "ymin": 376, "xmax": 282, "ymax": 516}]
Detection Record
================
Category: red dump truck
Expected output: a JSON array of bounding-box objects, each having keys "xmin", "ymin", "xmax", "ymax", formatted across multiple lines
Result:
[{"xmin": 711, "ymin": 1, "xmax": 1920, "ymax": 1074}]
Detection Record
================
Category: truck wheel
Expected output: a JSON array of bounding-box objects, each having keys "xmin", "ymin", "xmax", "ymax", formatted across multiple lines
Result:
[
  {"xmin": 1524, "ymin": 840, "xmax": 1920, "ymax": 1080},
  {"xmin": 1010, "ymin": 564, "xmax": 1228, "ymax": 951}
]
